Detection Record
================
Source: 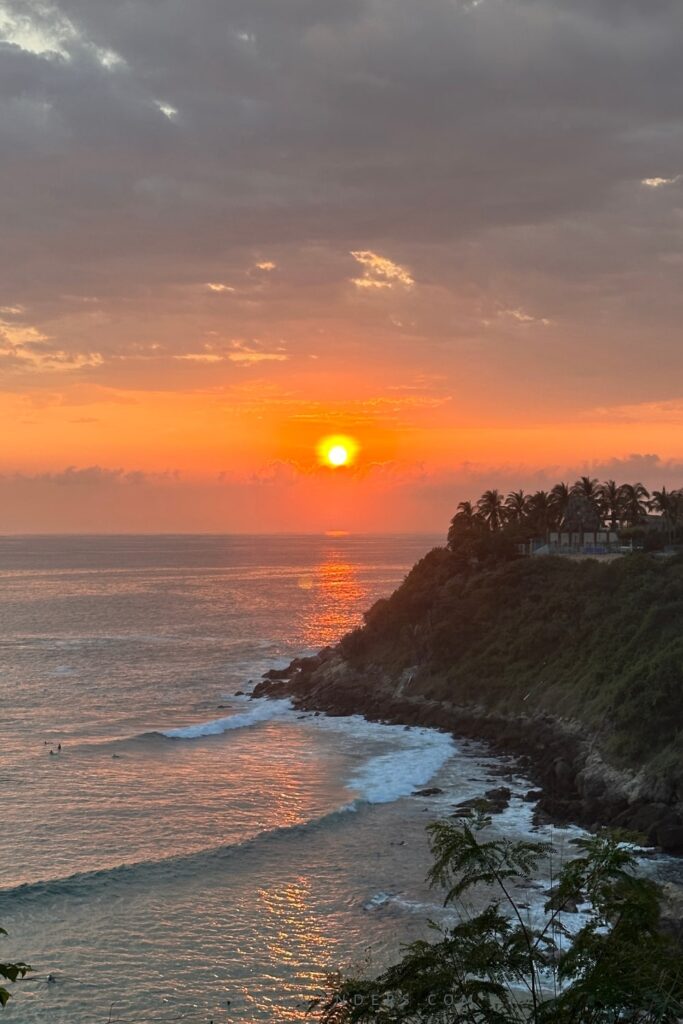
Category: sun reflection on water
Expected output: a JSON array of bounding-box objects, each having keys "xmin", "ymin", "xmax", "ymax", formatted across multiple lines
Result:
[
  {"xmin": 254, "ymin": 875, "xmax": 335, "ymax": 1020},
  {"xmin": 300, "ymin": 550, "xmax": 367, "ymax": 648}
]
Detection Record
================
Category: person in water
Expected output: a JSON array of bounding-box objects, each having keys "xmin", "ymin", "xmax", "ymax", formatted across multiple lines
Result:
[{"xmin": 57, "ymin": 743, "xmax": 61, "ymax": 751}]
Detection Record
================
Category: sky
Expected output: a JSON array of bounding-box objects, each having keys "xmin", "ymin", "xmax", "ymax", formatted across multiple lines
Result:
[{"xmin": 2, "ymin": 0, "xmax": 683, "ymax": 532}]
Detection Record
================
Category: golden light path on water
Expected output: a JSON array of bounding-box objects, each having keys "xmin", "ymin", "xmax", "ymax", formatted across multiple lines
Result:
[{"xmin": 299, "ymin": 555, "xmax": 366, "ymax": 647}]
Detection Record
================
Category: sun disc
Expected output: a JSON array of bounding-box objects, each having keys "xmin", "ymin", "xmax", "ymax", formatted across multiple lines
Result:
[
  {"xmin": 317, "ymin": 434, "xmax": 359, "ymax": 468},
  {"xmin": 328, "ymin": 444, "xmax": 348, "ymax": 466}
]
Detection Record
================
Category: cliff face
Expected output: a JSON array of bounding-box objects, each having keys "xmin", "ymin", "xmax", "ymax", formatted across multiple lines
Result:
[{"xmin": 254, "ymin": 548, "xmax": 683, "ymax": 853}]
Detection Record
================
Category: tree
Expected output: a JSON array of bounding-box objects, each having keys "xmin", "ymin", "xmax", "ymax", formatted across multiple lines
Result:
[
  {"xmin": 450, "ymin": 501, "xmax": 481, "ymax": 528},
  {"xmin": 527, "ymin": 490, "xmax": 554, "ymax": 534},
  {"xmin": 598, "ymin": 480, "xmax": 622, "ymax": 529},
  {"xmin": 571, "ymin": 476, "xmax": 600, "ymax": 507},
  {"xmin": 505, "ymin": 491, "xmax": 530, "ymax": 524},
  {"xmin": 550, "ymin": 482, "xmax": 571, "ymax": 520},
  {"xmin": 619, "ymin": 482, "xmax": 650, "ymax": 528},
  {"xmin": 0, "ymin": 926, "xmax": 31, "ymax": 1008},
  {"xmin": 447, "ymin": 502, "xmax": 487, "ymax": 557},
  {"xmin": 650, "ymin": 488, "xmax": 679, "ymax": 544},
  {"xmin": 477, "ymin": 490, "xmax": 506, "ymax": 531},
  {"xmin": 314, "ymin": 817, "xmax": 683, "ymax": 1023},
  {"xmin": 561, "ymin": 492, "xmax": 602, "ymax": 534}
]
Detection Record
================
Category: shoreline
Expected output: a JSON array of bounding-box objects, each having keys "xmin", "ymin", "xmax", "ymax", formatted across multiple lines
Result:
[
  {"xmin": 252, "ymin": 649, "xmax": 683, "ymax": 856},
  {"xmin": 252, "ymin": 650, "xmax": 683, "ymax": 941}
]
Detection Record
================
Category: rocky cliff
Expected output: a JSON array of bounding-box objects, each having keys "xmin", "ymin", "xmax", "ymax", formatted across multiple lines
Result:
[{"xmin": 254, "ymin": 547, "xmax": 683, "ymax": 854}]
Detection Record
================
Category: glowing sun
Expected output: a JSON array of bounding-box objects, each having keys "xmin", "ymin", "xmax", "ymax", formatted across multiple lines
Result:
[{"xmin": 317, "ymin": 434, "xmax": 359, "ymax": 468}]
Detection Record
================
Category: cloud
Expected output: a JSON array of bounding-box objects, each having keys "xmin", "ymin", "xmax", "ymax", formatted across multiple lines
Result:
[
  {"xmin": 7, "ymin": 465, "xmax": 150, "ymax": 485},
  {"xmin": 0, "ymin": 0, "xmax": 123, "ymax": 65},
  {"xmin": 3, "ymin": 452, "xmax": 682, "ymax": 534},
  {"xmin": 584, "ymin": 398, "xmax": 683, "ymax": 424},
  {"xmin": 496, "ymin": 308, "xmax": 552, "ymax": 327},
  {"xmin": 174, "ymin": 340, "xmax": 288, "ymax": 366},
  {"xmin": 154, "ymin": 100, "xmax": 178, "ymax": 120},
  {"xmin": 205, "ymin": 282, "xmax": 235, "ymax": 293},
  {"xmin": 0, "ymin": 316, "xmax": 103, "ymax": 373},
  {"xmin": 641, "ymin": 176, "xmax": 681, "ymax": 188},
  {"xmin": 227, "ymin": 350, "xmax": 287, "ymax": 365},
  {"xmin": 1, "ymin": 0, "xmax": 683, "ymax": 427},
  {"xmin": 350, "ymin": 251, "xmax": 414, "ymax": 290}
]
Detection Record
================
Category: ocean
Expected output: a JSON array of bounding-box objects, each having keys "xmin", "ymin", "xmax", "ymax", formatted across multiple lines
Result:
[
  {"xmin": 0, "ymin": 533, "xmax": 659, "ymax": 1023},
  {"xmin": 0, "ymin": 533, "xmax": 451, "ymax": 1022}
]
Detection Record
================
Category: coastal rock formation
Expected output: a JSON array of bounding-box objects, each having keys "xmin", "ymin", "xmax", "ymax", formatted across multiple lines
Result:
[
  {"xmin": 253, "ymin": 549, "xmax": 683, "ymax": 854},
  {"xmin": 254, "ymin": 652, "xmax": 683, "ymax": 852}
]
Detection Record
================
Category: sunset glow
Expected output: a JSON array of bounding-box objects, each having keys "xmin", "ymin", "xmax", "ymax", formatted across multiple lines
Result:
[
  {"xmin": 317, "ymin": 436, "xmax": 359, "ymax": 470},
  {"xmin": 2, "ymin": 1, "xmax": 683, "ymax": 534}
]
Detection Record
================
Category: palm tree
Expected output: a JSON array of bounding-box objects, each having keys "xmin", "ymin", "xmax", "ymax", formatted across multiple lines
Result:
[
  {"xmin": 650, "ymin": 487, "xmax": 671, "ymax": 515},
  {"xmin": 671, "ymin": 491, "xmax": 683, "ymax": 543},
  {"xmin": 650, "ymin": 487, "xmax": 676, "ymax": 543},
  {"xmin": 619, "ymin": 482, "xmax": 650, "ymax": 527},
  {"xmin": 598, "ymin": 479, "xmax": 622, "ymax": 529},
  {"xmin": 447, "ymin": 500, "xmax": 485, "ymax": 550},
  {"xmin": 452, "ymin": 500, "xmax": 479, "ymax": 527},
  {"xmin": 549, "ymin": 482, "xmax": 570, "ymax": 521},
  {"xmin": 504, "ymin": 490, "xmax": 530, "ymax": 524},
  {"xmin": 528, "ymin": 490, "xmax": 554, "ymax": 534},
  {"xmin": 572, "ymin": 475, "xmax": 600, "ymax": 501},
  {"xmin": 476, "ymin": 489, "xmax": 506, "ymax": 531}
]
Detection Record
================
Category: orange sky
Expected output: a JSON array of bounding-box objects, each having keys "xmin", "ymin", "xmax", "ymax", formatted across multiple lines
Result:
[{"xmin": 3, "ymin": 1, "xmax": 683, "ymax": 531}]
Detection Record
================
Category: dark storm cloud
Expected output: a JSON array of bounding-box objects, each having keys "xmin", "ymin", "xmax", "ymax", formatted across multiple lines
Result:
[{"xmin": 1, "ymin": 0, "xmax": 683, "ymax": 401}]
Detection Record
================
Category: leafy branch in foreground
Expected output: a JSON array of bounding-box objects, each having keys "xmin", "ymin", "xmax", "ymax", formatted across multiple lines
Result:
[
  {"xmin": 0, "ymin": 925, "xmax": 31, "ymax": 1008},
  {"xmin": 311, "ymin": 815, "xmax": 683, "ymax": 1023}
]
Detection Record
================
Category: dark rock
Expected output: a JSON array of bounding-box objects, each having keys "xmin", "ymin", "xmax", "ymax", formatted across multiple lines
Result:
[
  {"xmin": 538, "ymin": 796, "xmax": 584, "ymax": 822},
  {"xmin": 523, "ymin": 790, "xmax": 544, "ymax": 802},
  {"xmin": 413, "ymin": 787, "xmax": 443, "ymax": 797},
  {"xmin": 552, "ymin": 758, "xmax": 575, "ymax": 791},
  {"xmin": 545, "ymin": 885, "xmax": 579, "ymax": 914},
  {"xmin": 453, "ymin": 795, "xmax": 507, "ymax": 816},
  {"xmin": 485, "ymin": 786, "xmax": 511, "ymax": 802},
  {"xmin": 262, "ymin": 666, "xmax": 293, "ymax": 681},
  {"xmin": 575, "ymin": 770, "xmax": 607, "ymax": 801},
  {"xmin": 660, "ymin": 884, "xmax": 683, "ymax": 942},
  {"xmin": 233, "ymin": 690, "xmax": 245, "ymax": 697},
  {"xmin": 612, "ymin": 802, "xmax": 669, "ymax": 836},
  {"xmin": 656, "ymin": 824, "xmax": 683, "ymax": 853},
  {"xmin": 251, "ymin": 679, "xmax": 290, "ymax": 699}
]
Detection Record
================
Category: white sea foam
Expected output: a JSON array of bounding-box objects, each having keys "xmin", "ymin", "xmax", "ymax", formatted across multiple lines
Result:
[
  {"xmin": 348, "ymin": 730, "xmax": 455, "ymax": 803},
  {"xmin": 160, "ymin": 699, "xmax": 455, "ymax": 803},
  {"xmin": 307, "ymin": 713, "xmax": 456, "ymax": 802},
  {"xmin": 161, "ymin": 699, "xmax": 296, "ymax": 738}
]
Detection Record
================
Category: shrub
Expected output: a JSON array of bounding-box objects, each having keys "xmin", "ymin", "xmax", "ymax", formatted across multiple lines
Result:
[{"xmin": 312, "ymin": 817, "xmax": 683, "ymax": 1023}]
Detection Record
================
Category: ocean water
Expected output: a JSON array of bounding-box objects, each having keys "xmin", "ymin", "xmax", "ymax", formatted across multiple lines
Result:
[{"xmin": 0, "ymin": 532, "xmax": 470, "ymax": 1024}]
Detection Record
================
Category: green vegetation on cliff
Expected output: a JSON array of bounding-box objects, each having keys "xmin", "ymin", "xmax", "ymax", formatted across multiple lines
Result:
[{"xmin": 340, "ymin": 549, "xmax": 683, "ymax": 780}]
